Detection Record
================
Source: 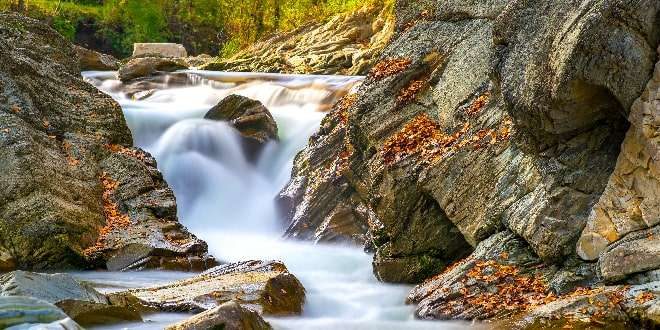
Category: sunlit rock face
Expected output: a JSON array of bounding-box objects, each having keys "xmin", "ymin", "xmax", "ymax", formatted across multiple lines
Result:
[
  {"xmin": 280, "ymin": 0, "xmax": 660, "ymax": 288},
  {"xmin": 0, "ymin": 13, "xmax": 214, "ymax": 271},
  {"xmin": 577, "ymin": 51, "xmax": 660, "ymax": 280},
  {"xmin": 201, "ymin": 5, "xmax": 395, "ymax": 76}
]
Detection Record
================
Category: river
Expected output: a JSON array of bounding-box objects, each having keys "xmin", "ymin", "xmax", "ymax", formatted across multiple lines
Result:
[{"xmin": 77, "ymin": 70, "xmax": 470, "ymax": 330}]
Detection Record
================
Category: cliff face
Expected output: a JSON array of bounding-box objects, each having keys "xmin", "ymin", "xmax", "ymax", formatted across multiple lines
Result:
[
  {"xmin": 280, "ymin": 0, "xmax": 660, "ymax": 296},
  {"xmin": 201, "ymin": 5, "xmax": 395, "ymax": 75},
  {"xmin": 0, "ymin": 13, "xmax": 215, "ymax": 271}
]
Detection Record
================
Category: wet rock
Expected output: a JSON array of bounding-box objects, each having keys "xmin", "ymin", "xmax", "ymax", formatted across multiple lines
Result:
[
  {"xmin": 74, "ymin": 45, "xmax": 119, "ymax": 71},
  {"xmin": 118, "ymin": 57, "xmax": 188, "ymax": 82},
  {"xmin": 202, "ymin": 5, "xmax": 394, "ymax": 75},
  {"xmin": 0, "ymin": 296, "xmax": 83, "ymax": 330},
  {"xmin": 133, "ymin": 43, "xmax": 188, "ymax": 58},
  {"xmin": 0, "ymin": 13, "xmax": 214, "ymax": 271},
  {"xmin": 165, "ymin": 301, "xmax": 273, "ymax": 330},
  {"xmin": 205, "ymin": 94, "xmax": 279, "ymax": 147},
  {"xmin": 0, "ymin": 271, "xmax": 142, "ymax": 326},
  {"xmin": 280, "ymin": 0, "xmax": 659, "ymax": 284},
  {"xmin": 577, "ymin": 50, "xmax": 660, "ymax": 263},
  {"xmin": 110, "ymin": 260, "xmax": 305, "ymax": 316}
]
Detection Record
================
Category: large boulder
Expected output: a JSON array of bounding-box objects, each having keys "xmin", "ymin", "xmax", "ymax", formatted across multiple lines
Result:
[
  {"xmin": 205, "ymin": 95, "xmax": 279, "ymax": 145},
  {"xmin": 577, "ymin": 49, "xmax": 660, "ymax": 272},
  {"xmin": 0, "ymin": 296, "xmax": 83, "ymax": 330},
  {"xmin": 110, "ymin": 260, "xmax": 306, "ymax": 316},
  {"xmin": 0, "ymin": 271, "xmax": 141, "ymax": 326},
  {"xmin": 166, "ymin": 301, "xmax": 273, "ymax": 330},
  {"xmin": 202, "ymin": 5, "xmax": 394, "ymax": 75},
  {"xmin": 279, "ymin": 0, "xmax": 660, "ymax": 285},
  {"xmin": 118, "ymin": 57, "xmax": 188, "ymax": 82},
  {"xmin": 74, "ymin": 45, "xmax": 119, "ymax": 71},
  {"xmin": 0, "ymin": 13, "xmax": 214, "ymax": 271}
]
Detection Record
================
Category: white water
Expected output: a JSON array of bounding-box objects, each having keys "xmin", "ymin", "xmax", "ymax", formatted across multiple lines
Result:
[{"xmin": 79, "ymin": 70, "xmax": 470, "ymax": 330}]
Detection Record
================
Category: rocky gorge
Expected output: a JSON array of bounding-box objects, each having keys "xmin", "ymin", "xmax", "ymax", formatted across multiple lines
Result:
[{"xmin": 0, "ymin": 0, "xmax": 659, "ymax": 329}]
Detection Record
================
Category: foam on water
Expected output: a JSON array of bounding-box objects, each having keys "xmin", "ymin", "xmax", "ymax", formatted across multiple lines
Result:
[{"xmin": 79, "ymin": 70, "xmax": 471, "ymax": 330}]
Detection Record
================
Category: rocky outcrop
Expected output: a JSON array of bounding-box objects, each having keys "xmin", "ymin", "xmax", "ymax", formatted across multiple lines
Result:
[
  {"xmin": 202, "ymin": 5, "xmax": 394, "ymax": 75},
  {"xmin": 279, "ymin": 0, "xmax": 660, "ymax": 289},
  {"xmin": 577, "ymin": 49, "xmax": 660, "ymax": 275},
  {"xmin": 166, "ymin": 301, "xmax": 273, "ymax": 330},
  {"xmin": 205, "ymin": 95, "xmax": 279, "ymax": 144},
  {"xmin": 74, "ymin": 45, "xmax": 120, "ymax": 71},
  {"xmin": 0, "ymin": 296, "xmax": 83, "ymax": 330},
  {"xmin": 0, "ymin": 13, "xmax": 214, "ymax": 271},
  {"xmin": 0, "ymin": 271, "xmax": 141, "ymax": 326},
  {"xmin": 118, "ymin": 57, "xmax": 188, "ymax": 82},
  {"xmin": 110, "ymin": 260, "xmax": 305, "ymax": 316},
  {"xmin": 511, "ymin": 283, "xmax": 659, "ymax": 329},
  {"xmin": 133, "ymin": 43, "xmax": 188, "ymax": 58}
]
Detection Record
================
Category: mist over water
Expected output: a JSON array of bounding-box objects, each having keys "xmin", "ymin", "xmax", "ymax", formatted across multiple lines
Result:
[{"xmin": 81, "ymin": 70, "xmax": 468, "ymax": 330}]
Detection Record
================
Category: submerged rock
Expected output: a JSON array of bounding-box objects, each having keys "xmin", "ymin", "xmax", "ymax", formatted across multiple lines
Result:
[
  {"xmin": 74, "ymin": 45, "xmax": 120, "ymax": 71},
  {"xmin": 0, "ymin": 271, "xmax": 141, "ymax": 326},
  {"xmin": 0, "ymin": 13, "xmax": 214, "ymax": 271},
  {"xmin": 0, "ymin": 296, "xmax": 83, "ymax": 330},
  {"xmin": 202, "ymin": 5, "xmax": 394, "ymax": 75},
  {"xmin": 205, "ymin": 94, "xmax": 279, "ymax": 144},
  {"xmin": 166, "ymin": 301, "xmax": 273, "ymax": 330},
  {"xmin": 118, "ymin": 57, "xmax": 188, "ymax": 82},
  {"xmin": 110, "ymin": 260, "xmax": 305, "ymax": 316}
]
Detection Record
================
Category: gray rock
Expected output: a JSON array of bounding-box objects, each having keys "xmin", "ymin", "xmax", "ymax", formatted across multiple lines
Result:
[
  {"xmin": 599, "ymin": 225, "xmax": 660, "ymax": 282},
  {"xmin": 110, "ymin": 260, "xmax": 306, "ymax": 316},
  {"xmin": 205, "ymin": 95, "xmax": 279, "ymax": 145},
  {"xmin": 0, "ymin": 13, "xmax": 214, "ymax": 271},
  {"xmin": 0, "ymin": 271, "xmax": 141, "ymax": 326},
  {"xmin": 133, "ymin": 43, "xmax": 188, "ymax": 58},
  {"xmin": 74, "ymin": 45, "xmax": 119, "ymax": 71},
  {"xmin": 165, "ymin": 301, "xmax": 273, "ymax": 330},
  {"xmin": 0, "ymin": 296, "xmax": 82, "ymax": 330},
  {"xmin": 118, "ymin": 57, "xmax": 188, "ymax": 82}
]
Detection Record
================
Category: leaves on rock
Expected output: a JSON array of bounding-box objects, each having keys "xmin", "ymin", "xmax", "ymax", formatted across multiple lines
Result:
[
  {"xmin": 369, "ymin": 58, "xmax": 412, "ymax": 80},
  {"xmin": 83, "ymin": 172, "xmax": 131, "ymax": 257},
  {"xmin": 396, "ymin": 79, "xmax": 426, "ymax": 105}
]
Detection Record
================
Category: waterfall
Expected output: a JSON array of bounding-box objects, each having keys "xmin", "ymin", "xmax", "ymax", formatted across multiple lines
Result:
[{"xmin": 81, "ymin": 70, "xmax": 465, "ymax": 330}]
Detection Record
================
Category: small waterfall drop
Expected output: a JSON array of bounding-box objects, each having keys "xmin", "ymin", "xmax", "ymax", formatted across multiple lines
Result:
[{"xmin": 81, "ymin": 70, "xmax": 467, "ymax": 330}]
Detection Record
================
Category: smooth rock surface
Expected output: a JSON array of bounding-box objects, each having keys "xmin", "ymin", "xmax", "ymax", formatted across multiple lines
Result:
[
  {"xmin": 0, "ymin": 271, "xmax": 141, "ymax": 326},
  {"xmin": 0, "ymin": 296, "xmax": 82, "ymax": 330},
  {"xmin": 133, "ymin": 43, "xmax": 188, "ymax": 58},
  {"xmin": 110, "ymin": 260, "xmax": 305, "ymax": 316},
  {"xmin": 165, "ymin": 301, "xmax": 273, "ymax": 330}
]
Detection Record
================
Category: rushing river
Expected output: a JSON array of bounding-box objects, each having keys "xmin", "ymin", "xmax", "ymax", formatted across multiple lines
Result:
[{"xmin": 77, "ymin": 70, "xmax": 470, "ymax": 330}]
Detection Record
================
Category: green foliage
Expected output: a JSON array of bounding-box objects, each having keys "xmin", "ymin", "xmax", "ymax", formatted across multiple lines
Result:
[{"xmin": 1, "ymin": 0, "xmax": 390, "ymax": 57}]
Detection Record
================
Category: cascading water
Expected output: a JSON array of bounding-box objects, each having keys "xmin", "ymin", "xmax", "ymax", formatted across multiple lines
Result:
[{"xmin": 78, "ymin": 70, "xmax": 469, "ymax": 330}]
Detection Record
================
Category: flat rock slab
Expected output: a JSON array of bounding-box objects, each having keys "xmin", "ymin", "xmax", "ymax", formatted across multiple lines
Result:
[
  {"xmin": 166, "ymin": 301, "xmax": 272, "ymax": 330},
  {"xmin": 111, "ymin": 260, "xmax": 305, "ymax": 316},
  {"xmin": 0, "ymin": 271, "xmax": 141, "ymax": 326},
  {"xmin": 133, "ymin": 43, "xmax": 187, "ymax": 58},
  {"xmin": 0, "ymin": 296, "xmax": 82, "ymax": 330}
]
